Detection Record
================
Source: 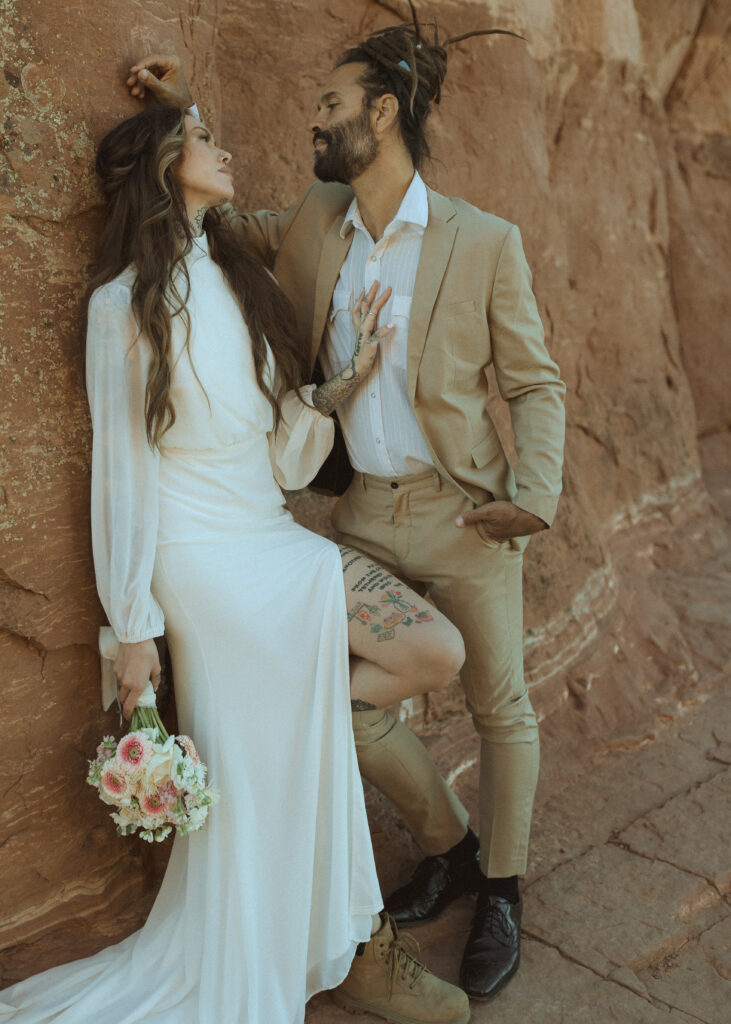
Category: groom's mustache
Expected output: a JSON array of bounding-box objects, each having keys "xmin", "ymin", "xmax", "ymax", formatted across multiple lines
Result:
[{"xmin": 313, "ymin": 131, "xmax": 332, "ymax": 146}]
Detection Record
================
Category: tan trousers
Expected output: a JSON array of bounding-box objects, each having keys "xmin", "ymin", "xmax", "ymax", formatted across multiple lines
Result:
[{"xmin": 334, "ymin": 469, "xmax": 540, "ymax": 878}]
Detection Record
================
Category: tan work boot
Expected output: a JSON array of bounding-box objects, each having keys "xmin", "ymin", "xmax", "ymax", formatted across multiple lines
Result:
[{"xmin": 331, "ymin": 913, "xmax": 470, "ymax": 1024}]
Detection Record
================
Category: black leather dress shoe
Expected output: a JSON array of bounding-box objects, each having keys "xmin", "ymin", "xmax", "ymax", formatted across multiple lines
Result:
[
  {"xmin": 384, "ymin": 834, "xmax": 482, "ymax": 926},
  {"xmin": 459, "ymin": 893, "xmax": 522, "ymax": 1000}
]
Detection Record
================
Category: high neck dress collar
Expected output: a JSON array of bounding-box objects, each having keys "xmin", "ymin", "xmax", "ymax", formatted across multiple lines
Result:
[{"xmin": 185, "ymin": 231, "xmax": 210, "ymax": 268}]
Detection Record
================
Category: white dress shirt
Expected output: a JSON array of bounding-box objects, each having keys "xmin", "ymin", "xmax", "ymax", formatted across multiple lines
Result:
[{"xmin": 320, "ymin": 171, "xmax": 435, "ymax": 477}]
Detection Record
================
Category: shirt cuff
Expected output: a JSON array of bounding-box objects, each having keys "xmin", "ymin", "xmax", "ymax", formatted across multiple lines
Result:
[{"xmin": 512, "ymin": 488, "xmax": 559, "ymax": 528}]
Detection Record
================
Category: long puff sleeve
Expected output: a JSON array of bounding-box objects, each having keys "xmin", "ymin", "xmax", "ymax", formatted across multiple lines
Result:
[
  {"xmin": 268, "ymin": 385, "xmax": 335, "ymax": 491},
  {"xmin": 85, "ymin": 283, "xmax": 165, "ymax": 643}
]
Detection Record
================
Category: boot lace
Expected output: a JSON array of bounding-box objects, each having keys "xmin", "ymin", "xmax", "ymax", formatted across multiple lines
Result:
[{"xmin": 385, "ymin": 926, "xmax": 427, "ymax": 997}]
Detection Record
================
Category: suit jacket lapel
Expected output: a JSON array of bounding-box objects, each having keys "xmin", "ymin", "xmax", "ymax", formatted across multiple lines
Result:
[
  {"xmin": 407, "ymin": 189, "xmax": 458, "ymax": 402},
  {"xmin": 311, "ymin": 215, "xmax": 354, "ymax": 370}
]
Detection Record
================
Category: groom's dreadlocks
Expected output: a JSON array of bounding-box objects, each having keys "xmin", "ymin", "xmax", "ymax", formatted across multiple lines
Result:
[{"xmin": 336, "ymin": 0, "xmax": 524, "ymax": 170}]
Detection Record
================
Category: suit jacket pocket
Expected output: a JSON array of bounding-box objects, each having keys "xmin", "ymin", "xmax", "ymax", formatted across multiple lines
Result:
[
  {"xmin": 438, "ymin": 298, "xmax": 477, "ymax": 318},
  {"xmin": 326, "ymin": 286, "xmax": 355, "ymax": 373},
  {"xmin": 427, "ymin": 304, "xmax": 489, "ymax": 386},
  {"xmin": 471, "ymin": 428, "xmax": 503, "ymax": 469}
]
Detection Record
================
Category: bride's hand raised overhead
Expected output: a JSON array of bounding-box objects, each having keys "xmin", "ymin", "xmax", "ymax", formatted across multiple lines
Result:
[
  {"xmin": 126, "ymin": 53, "xmax": 192, "ymax": 109},
  {"xmin": 312, "ymin": 282, "xmax": 395, "ymax": 416}
]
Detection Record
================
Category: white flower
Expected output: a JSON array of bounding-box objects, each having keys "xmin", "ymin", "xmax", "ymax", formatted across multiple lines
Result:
[{"xmin": 141, "ymin": 734, "xmax": 178, "ymax": 787}]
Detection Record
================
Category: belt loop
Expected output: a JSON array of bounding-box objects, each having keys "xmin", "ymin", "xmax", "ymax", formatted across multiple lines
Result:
[
  {"xmin": 432, "ymin": 470, "xmax": 441, "ymax": 492},
  {"xmin": 361, "ymin": 473, "xmax": 368, "ymax": 493}
]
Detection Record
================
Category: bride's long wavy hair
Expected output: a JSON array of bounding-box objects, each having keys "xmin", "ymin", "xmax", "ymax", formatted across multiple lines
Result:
[{"xmin": 90, "ymin": 105, "xmax": 306, "ymax": 447}]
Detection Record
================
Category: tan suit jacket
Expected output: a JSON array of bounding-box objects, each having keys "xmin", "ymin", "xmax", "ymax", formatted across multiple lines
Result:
[{"xmin": 229, "ymin": 182, "xmax": 566, "ymax": 527}]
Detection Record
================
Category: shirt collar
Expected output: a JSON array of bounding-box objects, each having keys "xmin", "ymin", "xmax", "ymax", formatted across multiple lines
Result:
[{"xmin": 340, "ymin": 171, "xmax": 428, "ymax": 240}]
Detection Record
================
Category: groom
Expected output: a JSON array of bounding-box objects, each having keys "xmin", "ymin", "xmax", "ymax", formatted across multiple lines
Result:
[{"xmin": 129, "ymin": 7, "xmax": 565, "ymax": 1012}]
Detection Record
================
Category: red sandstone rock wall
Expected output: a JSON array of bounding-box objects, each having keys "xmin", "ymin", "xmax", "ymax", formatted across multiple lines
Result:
[
  {"xmin": 0, "ymin": 0, "xmax": 223, "ymax": 981},
  {"xmin": 1, "ymin": 0, "xmax": 729, "ymax": 983}
]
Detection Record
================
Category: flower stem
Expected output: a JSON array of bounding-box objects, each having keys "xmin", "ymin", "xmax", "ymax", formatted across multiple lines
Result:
[{"xmin": 130, "ymin": 704, "xmax": 169, "ymax": 742}]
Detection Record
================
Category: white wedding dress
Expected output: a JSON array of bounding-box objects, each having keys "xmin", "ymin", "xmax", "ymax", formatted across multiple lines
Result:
[{"xmin": 0, "ymin": 235, "xmax": 382, "ymax": 1024}]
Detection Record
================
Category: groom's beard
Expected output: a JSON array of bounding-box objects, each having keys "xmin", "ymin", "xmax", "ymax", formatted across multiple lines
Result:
[{"xmin": 313, "ymin": 106, "xmax": 378, "ymax": 183}]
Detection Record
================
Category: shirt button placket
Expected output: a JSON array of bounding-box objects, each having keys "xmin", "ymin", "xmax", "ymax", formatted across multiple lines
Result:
[{"xmin": 365, "ymin": 246, "xmax": 378, "ymax": 293}]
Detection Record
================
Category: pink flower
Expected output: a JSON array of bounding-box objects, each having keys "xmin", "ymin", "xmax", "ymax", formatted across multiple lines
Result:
[
  {"xmin": 117, "ymin": 732, "xmax": 153, "ymax": 775},
  {"xmin": 175, "ymin": 735, "xmax": 200, "ymax": 765},
  {"xmin": 140, "ymin": 789, "xmax": 169, "ymax": 816},
  {"xmin": 157, "ymin": 780, "xmax": 182, "ymax": 807},
  {"xmin": 100, "ymin": 766, "xmax": 130, "ymax": 803}
]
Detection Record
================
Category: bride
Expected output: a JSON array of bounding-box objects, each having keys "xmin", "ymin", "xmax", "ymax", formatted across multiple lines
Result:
[{"xmin": 0, "ymin": 106, "xmax": 469, "ymax": 1024}]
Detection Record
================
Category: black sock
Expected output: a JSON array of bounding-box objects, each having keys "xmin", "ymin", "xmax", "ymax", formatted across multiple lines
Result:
[
  {"xmin": 479, "ymin": 874, "xmax": 519, "ymax": 904},
  {"xmin": 445, "ymin": 827, "xmax": 479, "ymax": 863}
]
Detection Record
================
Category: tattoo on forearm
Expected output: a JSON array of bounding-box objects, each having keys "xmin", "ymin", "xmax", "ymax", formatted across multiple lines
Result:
[
  {"xmin": 312, "ymin": 312, "xmax": 377, "ymax": 415},
  {"xmin": 351, "ymin": 699, "xmax": 377, "ymax": 711},
  {"xmin": 312, "ymin": 356, "xmax": 362, "ymax": 415}
]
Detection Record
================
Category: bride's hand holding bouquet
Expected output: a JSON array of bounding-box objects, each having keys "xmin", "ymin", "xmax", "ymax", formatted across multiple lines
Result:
[
  {"xmin": 113, "ymin": 638, "xmax": 162, "ymax": 721},
  {"xmin": 87, "ymin": 633, "xmax": 219, "ymax": 843}
]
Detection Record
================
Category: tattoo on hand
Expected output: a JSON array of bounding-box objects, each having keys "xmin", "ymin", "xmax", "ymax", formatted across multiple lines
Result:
[
  {"xmin": 312, "ymin": 306, "xmax": 384, "ymax": 414},
  {"xmin": 351, "ymin": 699, "xmax": 377, "ymax": 711}
]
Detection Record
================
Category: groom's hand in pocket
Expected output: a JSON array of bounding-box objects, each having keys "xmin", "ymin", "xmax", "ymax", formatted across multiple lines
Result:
[
  {"xmin": 455, "ymin": 501, "xmax": 546, "ymax": 541},
  {"xmin": 127, "ymin": 54, "xmax": 193, "ymax": 109}
]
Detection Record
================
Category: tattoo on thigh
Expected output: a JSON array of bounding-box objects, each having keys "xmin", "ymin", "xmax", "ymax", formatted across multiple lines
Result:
[
  {"xmin": 339, "ymin": 545, "xmax": 364, "ymax": 575},
  {"xmin": 347, "ymin": 589, "xmax": 434, "ymax": 643},
  {"xmin": 351, "ymin": 565, "xmax": 396, "ymax": 593},
  {"xmin": 351, "ymin": 699, "xmax": 377, "ymax": 711}
]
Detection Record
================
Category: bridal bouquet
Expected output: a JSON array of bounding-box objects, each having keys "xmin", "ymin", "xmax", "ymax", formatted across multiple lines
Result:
[{"xmin": 87, "ymin": 681, "xmax": 219, "ymax": 843}]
